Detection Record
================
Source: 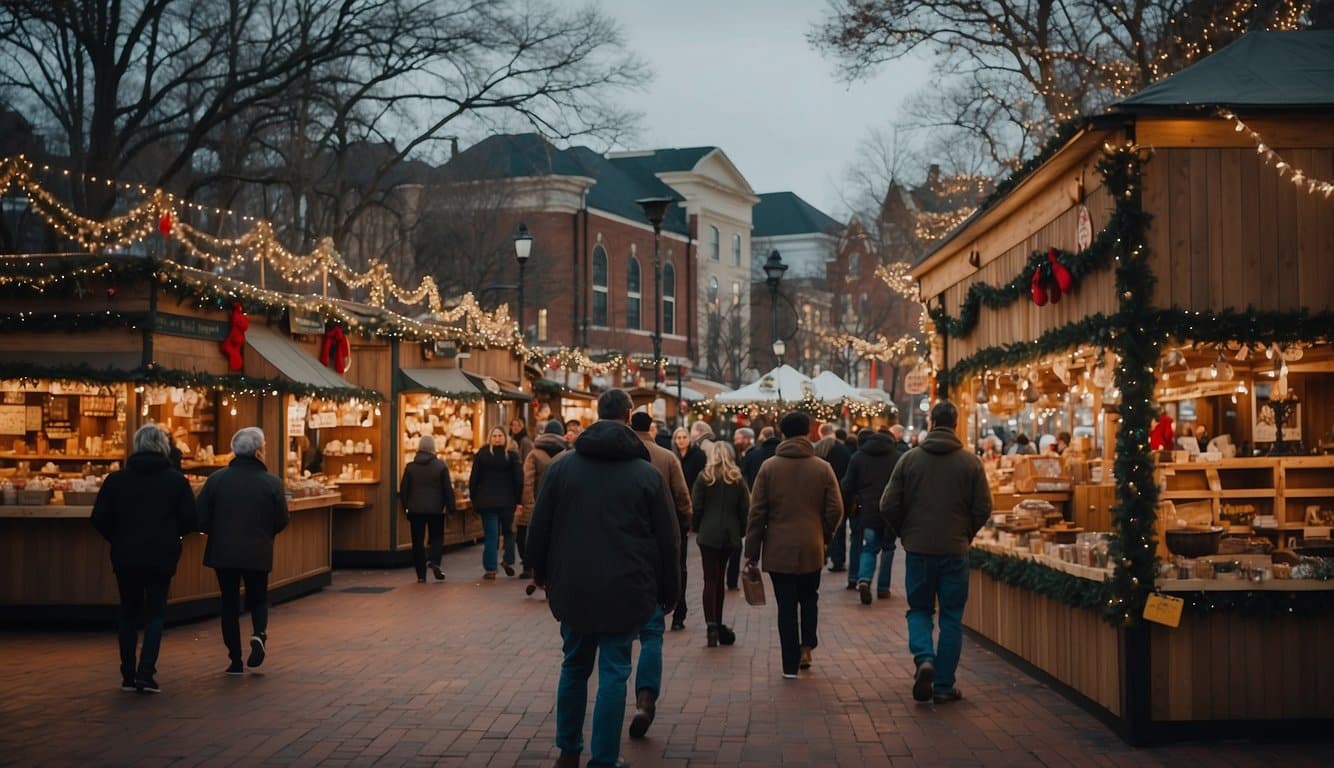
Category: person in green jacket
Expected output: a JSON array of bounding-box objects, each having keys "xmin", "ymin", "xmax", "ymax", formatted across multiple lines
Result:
[{"xmin": 691, "ymin": 441, "xmax": 750, "ymax": 648}]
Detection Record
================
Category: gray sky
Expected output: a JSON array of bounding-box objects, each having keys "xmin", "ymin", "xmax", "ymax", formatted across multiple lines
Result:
[{"xmin": 604, "ymin": 0, "xmax": 932, "ymax": 220}]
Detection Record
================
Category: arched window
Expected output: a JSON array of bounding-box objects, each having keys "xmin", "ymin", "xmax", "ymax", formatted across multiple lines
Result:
[
  {"xmin": 707, "ymin": 276, "xmax": 719, "ymax": 305},
  {"xmin": 663, "ymin": 262, "xmax": 676, "ymax": 335},
  {"xmin": 731, "ymin": 280, "xmax": 741, "ymax": 306},
  {"xmin": 732, "ymin": 233, "xmax": 742, "ymax": 265},
  {"xmin": 709, "ymin": 226, "xmax": 720, "ymax": 261},
  {"xmin": 626, "ymin": 256, "xmax": 641, "ymax": 330},
  {"xmin": 592, "ymin": 245, "xmax": 609, "ymax": 327}
]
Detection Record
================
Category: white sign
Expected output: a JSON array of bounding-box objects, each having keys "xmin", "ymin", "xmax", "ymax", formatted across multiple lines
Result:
[
  {"xmin": 1075, "ymin": 205, "xmax": 1093, "ymax": 251},
  {"xmin": 903, "ymin": 369, "xmax": 929, "ymax": 396}
]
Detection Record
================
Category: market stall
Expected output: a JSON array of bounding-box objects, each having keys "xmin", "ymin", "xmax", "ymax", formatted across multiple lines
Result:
[{"xmin": 910, "ymin": 32, "xmax": 1334, "ymax": 742}]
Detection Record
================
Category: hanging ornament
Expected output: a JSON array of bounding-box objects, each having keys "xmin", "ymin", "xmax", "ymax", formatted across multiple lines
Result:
[
  {"xmin": 219, "ymin": 301, "xmax": 249, "ymax": 372},
  {"xmin": 1030, "ymin": 268, "xmax": 1048, "ymax": 306},
  {"xmin": 158, "ymin": 212, "xmax": 173, "ymax": 237},
  {"xmin": 1048, "ymin": 247, "xmax": 1073, "ymax": 293},
  {"xmin": 319, "ymin": 325, "xmax": 351, "ymax": 374}
]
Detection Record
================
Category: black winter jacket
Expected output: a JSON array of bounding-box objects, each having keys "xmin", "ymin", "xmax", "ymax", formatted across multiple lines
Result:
[
  {"xmin": 840, "ymin": 432, "xmax": 902, "ymax": 533},
  {"xmin": 91, "ymin": 451, "xmax": 197, "ymax": 578},
  {"xmin": 676, "ymin": 443, "xmax": 707, "ymax": 491},
  {"xmin": 198, "ymin": 455, "xmax": 290, "ymax": 572},
  {"xmin": 741, "ymin": 436, "xmax": 778, "ymax": 488},
  {"xmin": 469, "ymin": 446, "xmax": 522, "ymax": 510},
  {"xmin": 815, "ymin": 437, "xmax": 852, "ymax": 481},
  {"xmin": 526, "ymin": 420, "xmax": 680, "ymax": 634},
  {"xmin": 400, "ymin": 450, "xmax": 456, "ymax": 516}
]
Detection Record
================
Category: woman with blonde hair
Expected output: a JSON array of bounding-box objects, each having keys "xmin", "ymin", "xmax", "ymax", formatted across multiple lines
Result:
[{"xmin": 691, "ymin": 440, "xmax": 750, "ymax": 647}]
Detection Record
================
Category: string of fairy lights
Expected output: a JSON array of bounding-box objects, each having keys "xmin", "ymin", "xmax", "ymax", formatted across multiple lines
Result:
[{"xmin": 1219, "ymin": 109, "xmax": 1334, "ymax": 199}]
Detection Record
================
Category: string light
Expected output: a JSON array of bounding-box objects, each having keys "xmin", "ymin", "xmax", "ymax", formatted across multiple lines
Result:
[{"xmin": 1219, "ymin": 110, "xmax": 1334, "ymax": 199}]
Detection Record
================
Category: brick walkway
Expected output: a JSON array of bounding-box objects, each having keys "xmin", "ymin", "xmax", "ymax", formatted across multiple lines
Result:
[{"xmin": 1, "ymin": 544, "xmax": 1326, "ymax": 767}]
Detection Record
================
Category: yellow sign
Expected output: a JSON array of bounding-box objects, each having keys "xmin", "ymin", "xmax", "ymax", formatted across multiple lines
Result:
[{"xmin": 1143, "ymin": 593, "xmax": 1184, "ymax": 628}]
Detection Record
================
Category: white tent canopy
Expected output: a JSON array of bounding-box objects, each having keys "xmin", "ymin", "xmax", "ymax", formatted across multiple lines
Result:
[
  {"xmin": 809, "ymin": 370, "xmax": 870, "ymax": 405},
  {"xmin": 714, "ymin": 364, "xmax": 813, "ymax": 405}
]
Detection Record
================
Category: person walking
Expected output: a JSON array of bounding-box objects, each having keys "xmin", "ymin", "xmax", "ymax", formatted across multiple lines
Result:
[
  {"xmin": 197, "ymin": 427, "xmax": 290, "ymax": 676},
  {"xmin": 842, "ymin": 429, "xmax": 903, "ymax": 604},
  {"xmin": 510, "ymin": 417, "xmax": 534, "ymax": 462},
  {"xmin": 669, "ymin": 426, "xmax": 705, "ymax": 631},
  {"xmin": 91, "ymin": 424, "xmax": 197, "ymax": 694},
  {"xmin": 691, "ymin": 441, "xmax": 749, "ymax": 648},
  {"xmin": 520, "ymin": 419, "xmax": 569, "ymax": 590},
  {"xmin": 881, "ymin": 401, "xmax": 991, "ymax": 704},
  {"xmin": 725, "ymin": 427, "xmax": 755, "ymax": 590},
  {"xmin": 744, "ymin": 412, "xmax": 843, "ymax": 679},
  {"xmin": 399, "ymin": 435, "xmax": 456, "ymax": 583},
  {"xmin": 627, "ymin": 411, "xmax": 692, "ymax": 738},
  {"xmin": 741, "ymin": 425, "xmax": 778, "ymax": 488},
  {"xmin": 527, "ymin": 389, "xmax": 680, "ymax": 768},
  {"xmin": 814, "ymin": 425, "xmax": 855, "ymax": 585},
  {"xmin": 469, "ymin": 427, "xmax": 523, "ymax": 579}
]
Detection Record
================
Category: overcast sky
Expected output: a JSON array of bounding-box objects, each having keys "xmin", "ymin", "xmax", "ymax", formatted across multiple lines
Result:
[{"xmin": 603, "ymin": 0, "xmax": 932, "ymax": 220}]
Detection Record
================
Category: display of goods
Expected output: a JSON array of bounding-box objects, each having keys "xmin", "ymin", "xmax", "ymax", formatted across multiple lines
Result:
[
  {"xmin": 17, "ymin": 488, "xmax": 52, "ymax": 505},
  {"xmin": 1165, "ymin": 526, "xmax": 1224, "ymax": 558}
]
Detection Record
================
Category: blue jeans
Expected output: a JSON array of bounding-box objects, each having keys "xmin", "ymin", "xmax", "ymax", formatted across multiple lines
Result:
[
  {"xmin": 904, "ymin": 552, "xmax": 970, "ymax": 691},
  {"xmin": 845, "ymin": 517, "xmax": 863, "ymax": 585},
  {"xmin": 857, "ymin": 527, "xmax": 896, "ymax": 593},
  {"xmin": 556, "ymin": 624, "xmax": 636, "ymax": 766},
  {"xmin": 634, "ymin": 606, "xmax": 665, "ymax": 698},
  {"xmin": 479, "ymin": 507, "xmax": 515, "ymax": 573}
]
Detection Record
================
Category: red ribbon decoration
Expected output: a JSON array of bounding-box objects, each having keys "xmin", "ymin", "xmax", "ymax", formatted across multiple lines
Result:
[
  {"xmin": 219, "ymin": 301, "xmax": 248, "ymax": 372},
  {"xmin": 158, "ymin": 213, "xmax": 173, "ymax": 237},
  {"xmin": 320, "ymin": 325, "xmax": 351, "ymax": 374}
]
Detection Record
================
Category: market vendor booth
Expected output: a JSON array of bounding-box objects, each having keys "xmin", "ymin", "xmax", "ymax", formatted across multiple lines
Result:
[
  {"xmin": 910, "ymin": 32, "xmax": 1334, "ymax": 743},
  {"xmin": 0, "ymin": 254, "xmax": 386, "ymax": 625}
]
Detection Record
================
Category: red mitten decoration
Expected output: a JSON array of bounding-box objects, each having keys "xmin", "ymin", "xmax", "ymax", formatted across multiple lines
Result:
[
  {"xmin": 219, "ymin": 301, "xmax": 248, "ymax": 372},
  {"xmin": 1048, "ymin": 247, "xmax": 1074, "ymax": 293},
  {"xmin": 1049, "ymin": 282, "xmax": 1062, "ymax": 304},
  {"xmin": 158, "ymin": 213, "xmax": 173, "ymax": 237},
  {"xmin": 319, "ymin": 326, "xmax": 350, "ymax": 374},
  {"xmin": 1031, "ymin": 268, "xmax": 1048, "ymax": 306}
]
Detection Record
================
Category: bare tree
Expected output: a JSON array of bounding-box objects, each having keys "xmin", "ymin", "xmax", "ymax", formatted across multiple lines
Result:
[
  {"xmin": 812, "ymin": 0, "xmax": 1317, "ymax": 168},
  {"xmin": 0, "ymin": 0, "xmax": 646, "ymax": 252}
]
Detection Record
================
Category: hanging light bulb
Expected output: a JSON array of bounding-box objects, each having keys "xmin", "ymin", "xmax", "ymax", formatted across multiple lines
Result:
[
  {"xmin": 1266, "ymin": 343, "xmax": 1278, "ymax": 360},
  {"xmin": 1238, "ymin": 381, "xmax": 1248, "ymax": 395},
  {"xmin": 977, "ymin": 376, "xmax": 989, "ymax": 403},
  {"xmin": 230, "ymin": 406, "xmax": 238, "ymax": 416}
]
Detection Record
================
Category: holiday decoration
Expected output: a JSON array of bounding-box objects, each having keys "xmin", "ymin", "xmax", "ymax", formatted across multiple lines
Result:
[
  {"xmin": 158, "ymin": 212, "xmax": 172, "ymax": 237},
  {"xmin": 319, "ymin": 325, "xmax": 351, "ymax": 374},
  {"xmin": 220, "ymin": 301, "xmax": 249, "ymax": 372}
]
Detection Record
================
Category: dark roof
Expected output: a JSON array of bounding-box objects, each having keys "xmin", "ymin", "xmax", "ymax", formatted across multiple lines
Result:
[
  {"xmin": 1116, "ymin": 31, "xmax": 1334, "ymax": 112},
  {"xmin": 751, "ymin": 192, "xmax": 841, "ymax": 238},
  {"xmin": 440, "ymin": 133, "xmax": 689, "ymax": 235},
  {"xmin": 610, "ymin": 147, "xmax": 716, "ymax": 174}
]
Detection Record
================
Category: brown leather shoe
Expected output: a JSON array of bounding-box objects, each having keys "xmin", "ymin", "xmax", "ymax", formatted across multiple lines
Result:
[
  {"xmin": 628, "ymin": 689, "xmax": 656, "ymax": 738},
  {"xmin": 799, "ymin": 645, "xmax": 812, "ymax": 669}
]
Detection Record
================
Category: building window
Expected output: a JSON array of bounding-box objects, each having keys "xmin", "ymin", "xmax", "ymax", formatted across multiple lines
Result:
[
  {"xmin": 592, "ymin": 245, "xmax": 608, "ymax": 327},
  {"xmin": 732, "ymin": 233, "xmax": 741, "ymax": 265},
  {"xmin": 731, "ymin": 280, "xmax": 741, "ymax": 306},
  {"xmin": 709, "ymin": 226, "xmax": 720, "ymax": 261},
  {"xmin": 663, "ymin": 262, "xmax": 676, "ymax": 335},
  {"xmin": 707, "ymin": 276, "xmax": 719, "ymax": 305},
  {"xmin": 626, "ymin": 256, "xmax": 641, "ymax": 330},
  {"xmin": 537, "ymin": 308, "xmax": 548, "ymax": 342}
]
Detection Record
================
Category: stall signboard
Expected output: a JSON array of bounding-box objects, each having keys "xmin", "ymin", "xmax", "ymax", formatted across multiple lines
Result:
[
  {"xmin": 155, "ymin": 313, "xmax": 229, "ymax": 341},
  {"xmin": 0, "ymin": 405, "xmax": 24, "ymax": 435},
  {"xmin": 904, "ymin": 369, "xmax": 929, "ymax": 396},
  {"xmin": 289, "ymin": 308, "xmax": 326, "ymax": 336},
  {"xmin": 433, "ymin": 339, "xmax": 459, "ymax": 359},
  {"xmin": 288, "ymin": 400, "xmax": 308, "ymax": 437}
]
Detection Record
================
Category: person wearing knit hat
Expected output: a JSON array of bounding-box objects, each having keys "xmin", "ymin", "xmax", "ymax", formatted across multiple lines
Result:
[
  {"xmin": 544, "ymin": 419, "xmax": 566, "ymax": 436},
  {"xmin": 399, "ymin": 434, "xmax": 456, "ymax": 583}
]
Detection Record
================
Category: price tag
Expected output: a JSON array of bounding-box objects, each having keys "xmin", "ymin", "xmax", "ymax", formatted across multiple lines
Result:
[{"xmin": 1143, "ymin": 593, "xmax": 1184, "ymax": 628}]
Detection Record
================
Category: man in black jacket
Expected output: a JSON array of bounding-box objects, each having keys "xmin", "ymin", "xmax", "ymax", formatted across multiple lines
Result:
[
  {"xmin": 399, "ymin": 435, "xmax": 457, "ymax": 583},
  {"xmin": 527, "ymin": 389, "xmax": 679, "ymax": 768},
  {"xmin": 740, "ymin": 426, "xmax": 778, "ymax": 489},
  {"xmin": 91, "ymin": 424, "xmax": 197, "ymax": 694},
  {"xmin": 198, "ymin": 427, "xmax": 290, "ymax": 676},
  {"xmin": 841, "ymin": 430, "xmax": 903, "ymax": 604},
  {"xmin": 815, "ymin": 424, "xmax": 855, "ymax": 580}
]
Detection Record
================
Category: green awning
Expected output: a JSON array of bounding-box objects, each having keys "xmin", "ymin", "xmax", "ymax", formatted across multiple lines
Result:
[
  {"xmin": 245, "ymin": 325, "xmax": 376, "ymax": 401},
  {"xmin": 399, "ymin": 368, "xmax": 531, "ymax": 402}
]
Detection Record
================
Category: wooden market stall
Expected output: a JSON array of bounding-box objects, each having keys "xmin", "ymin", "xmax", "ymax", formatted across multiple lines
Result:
[
  {"xmin": 910, "ymin": 31, "xmax": 1334, "ymax": 743},
  {"xmin": 0, "ymin": 255, "xmax": 385, "ymax": 625}
]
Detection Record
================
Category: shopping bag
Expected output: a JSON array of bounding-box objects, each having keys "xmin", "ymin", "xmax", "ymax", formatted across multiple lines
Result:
[{"xmin": 741, "ymin": 562, "xmax": 766, "ymax": 607}]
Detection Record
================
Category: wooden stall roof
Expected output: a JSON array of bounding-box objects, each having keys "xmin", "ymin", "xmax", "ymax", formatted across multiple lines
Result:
[
  {"xmin": 399, "ymin": 367, "xmax": 531, "ymax": 402},
  {"xmin": 245, "ymin": 325, "xmax": 378, "ymax": 401}
]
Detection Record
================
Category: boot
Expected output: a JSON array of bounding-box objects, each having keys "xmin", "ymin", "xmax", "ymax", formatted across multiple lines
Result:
[
  {"xmin": 628, "ymin": 689, "xmax": 656, "ymax": 738},
  {"xmin": 706, "ymin": 623, "xmax": 719, "ymax": 648},
  {"xmin": 554, "ymin": 750, "xmax": 579, "ymax": 768},
  {"xmin": 716, "ymin": 624, "xmax": 736, "ymax": 646}
]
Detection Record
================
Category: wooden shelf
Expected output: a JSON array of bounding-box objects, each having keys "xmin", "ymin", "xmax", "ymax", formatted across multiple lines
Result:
[
  {"xmin": 1219, "ymin": 489, "xmax": 1277, "ymax": 499},
  {"xmin": 1284, "ymin": 487, "xmax": 1334, "ymax": 498},
  {"xmin": 0, "ymin": 453, "xmax": 125, "ymax": 461}
]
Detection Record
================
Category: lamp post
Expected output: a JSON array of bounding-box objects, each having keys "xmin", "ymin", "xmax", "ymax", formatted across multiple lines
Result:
[
  {"xmin": 636, "ymin": 197, "xmax": 675, "ymax": 389},
  {"xmin": 513, "ymin": 223, "xmax": 533, "ymax": 341},
  {"xmin": 763, "ymin": 250, "xmax": 788, "ymax": 368}
]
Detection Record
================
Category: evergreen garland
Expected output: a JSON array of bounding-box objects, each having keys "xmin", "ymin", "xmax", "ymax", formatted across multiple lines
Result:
[
  {"xmin": 970, "ymin": 549, "xmax": 1112, "ymax": 613},
  {"xmin": 0, "ymin": 361, "xmax": 383, "ymax": 403}
]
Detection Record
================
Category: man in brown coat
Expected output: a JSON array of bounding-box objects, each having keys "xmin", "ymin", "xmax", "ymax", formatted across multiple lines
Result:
[
  {"xmin": 744, "ymin": 411, "xmax": 843, "ymax": 679},
  {"xmin": 627, "ymin": 410, "xmax": 692, "ymax": 737}
]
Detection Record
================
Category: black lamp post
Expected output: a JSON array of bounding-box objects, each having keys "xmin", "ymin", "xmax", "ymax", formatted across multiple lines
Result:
[
  {"xmin": 636, "ymin": 196, "xmax": 675, "ymax": 388},
  {"xmin": 763, "ymin": 250, "xmax": 788, "ymax": 368},
  {"xmin": 513, "ymin": 223, "xmax": 533, "ymax": 341}
]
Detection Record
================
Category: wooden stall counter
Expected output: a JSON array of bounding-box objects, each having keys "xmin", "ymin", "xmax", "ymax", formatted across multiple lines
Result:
[{"xmin": 0, "ymin": 492, "xmax": 339, "ymax": 628}]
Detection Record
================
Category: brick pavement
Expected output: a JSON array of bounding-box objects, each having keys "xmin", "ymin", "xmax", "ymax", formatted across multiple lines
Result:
[{"xmin": 1, "ymin": 544, "xmax": 1327, "ymax": 767}]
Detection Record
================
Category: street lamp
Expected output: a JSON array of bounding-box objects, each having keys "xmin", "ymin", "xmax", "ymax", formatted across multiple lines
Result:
[
  {"xmin": 636, "ymin": 196, "xmax": 675, "ymax": 388},
  {"xmin": 764, "ymin": 250, "xmax": 788, "ymax": 368},
  {"xmin": 513, "ymin": 223, "xmax": 533, "ymax": 341}
]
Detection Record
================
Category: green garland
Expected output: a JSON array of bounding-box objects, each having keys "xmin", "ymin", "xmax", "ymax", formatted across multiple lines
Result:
[
  {"xmin": 0, "ymin": 361, "xmax": 383, "ymax": 403},
  {"xmin": 1169, "ymin": 589, "xmax": 1334, "ymax": 618},
  {"xmin": 939, "ymin": 314, "xmax": 1118, "ymax": 386},
  {"xmin": 978, "ymin": 120, "xmax": 1088, "ymax": 211},
  {"xmin": 969, "ymin": 549, "xmax": 1112, "ymax": 613},
  {"xmin": 0, "ymin": 311, "xmax": 153, "ymax": 333}
]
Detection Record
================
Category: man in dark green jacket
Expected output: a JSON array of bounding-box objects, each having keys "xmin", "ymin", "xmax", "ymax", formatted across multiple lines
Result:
[{"xmin": 880, "ymin": 401, "xmax": 990, "ymax": 705}]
